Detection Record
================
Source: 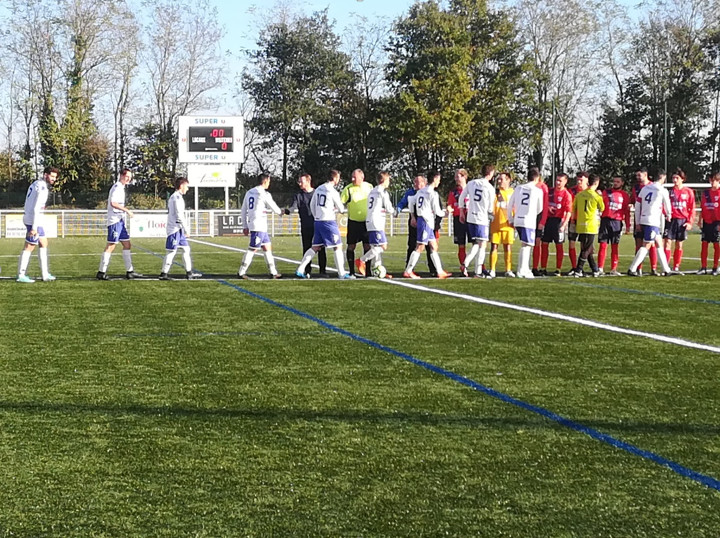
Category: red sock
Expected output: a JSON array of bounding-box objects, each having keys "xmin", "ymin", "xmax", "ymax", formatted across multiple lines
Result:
[
  {"xmin": 701, "ymin": 242, "xmax": 709, "ymax": 267},
  {"xmin": 458, "ymin": 246, "xmax": 466, "ymax": 266},
  {"xmin": 673, "ymin": 248, "xmax": 683, "ymax": 270},
  {"xmin": 611, "ymin": 244, "xmax": 619, "ymax": 270},
  {"xmin": 714, "ymin": 243, "xmax": 720, "ymax": 268},
  {"xmin": 649, "ymin": 246, "xmax": 657, "ymax": 270},
  {"xmin": 569, "ymin": 246, "xmax": 577, "ymax": 268},
  {"xmin": 597, "ymin": 242, "xmax": 608, "ymax": 269},
  {"xmin": 533, "ymin": 242, "xmax": 541, "ymax": 270},
  {"xmin": 664, "ymin": 248, "xmax": 671, "ymax": 264},
  {"xmin": 556, "ymin": 243, "xmax": 565, "ymax": 270},
  {"xmin": 541, "ymin": 243, "xmax": 549, "ymax": 269}
]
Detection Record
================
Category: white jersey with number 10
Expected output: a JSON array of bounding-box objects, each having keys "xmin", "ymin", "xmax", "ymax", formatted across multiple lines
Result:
[
  {"xmin": 310, "ymin": 182, "xmax": 345, "ymax": 222},
  {"xmin": 508, "ymin": 182, "xmax": 544, "ymax": 229}
]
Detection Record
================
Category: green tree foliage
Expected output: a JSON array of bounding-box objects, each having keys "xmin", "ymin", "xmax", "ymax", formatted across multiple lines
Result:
[{"xmin": 127, "ymin": 123, "xmax": 176, "ymax": 199}]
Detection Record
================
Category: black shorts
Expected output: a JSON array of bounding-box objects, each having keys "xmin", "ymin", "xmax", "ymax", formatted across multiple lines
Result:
[
  {"xmin": 453, "ymin": 216, "xmax": 470, "ymax": 245},
  {"xmin": 663, "ymin": 218, "xmax": 687, "ymax": 241},
  {"xmin": 346, "ymin": 219, "xmax": 369, "ymax": 245},
  {"xmin": 541, "ymin": 217, "xmax": 564, "ymax": 244},
  {"xmin": 568, "ymin": 221, "xmax": 578, "ymax": 242},
  {"xmin": 598, "ymin": 217, "xmax": 623, "ymax": 244},
  {"xmin": 702, "ymin": 221, "xmax": 720, "ymax": 243}
]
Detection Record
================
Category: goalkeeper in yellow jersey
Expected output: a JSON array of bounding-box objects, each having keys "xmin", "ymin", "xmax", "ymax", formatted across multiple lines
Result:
[
  {"xmin": 489, "ymin": 172, "xmax": 515, "ymax": 277},
  {"xmin": 569, "ymin": 173, "xmax": 605, "ymax": 277}
]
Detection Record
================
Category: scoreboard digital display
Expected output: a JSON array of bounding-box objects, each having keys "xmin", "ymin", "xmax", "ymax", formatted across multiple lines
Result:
[{"xmin": 188, "ymin": 126, "xmax": 234, "ymax": 153}]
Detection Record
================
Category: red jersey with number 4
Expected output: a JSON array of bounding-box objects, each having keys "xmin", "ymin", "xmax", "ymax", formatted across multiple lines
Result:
[
  {"xmin": 447, "ymin": 187, "xmax": 468, "ymax": 217},
  {"xmin": 602, "ymin": 188, "xmax": 631, "ymax": 225},
  {"xmin": 669, "ymin": 186, "xmax": 695, "ymax": 220},
  {"xmin": 701, "ymin": 188, "xmax": 720, "ymax": 223},
  {"xmin": 547, "ymin": 187, "xmax": 572, "ymax": 219}
]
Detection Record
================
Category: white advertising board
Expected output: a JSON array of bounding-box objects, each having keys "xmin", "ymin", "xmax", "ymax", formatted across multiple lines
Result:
[
  {"xmin": 187, "ymin": 163, "xmax": 237, "ymax": 188},
  {"xmin": 5, "ymin": 214, "xmax": 58, "ymax": 238},
  {"xmin": 130, "ymin": 214, "xmax": 167, "ymax": 238}
]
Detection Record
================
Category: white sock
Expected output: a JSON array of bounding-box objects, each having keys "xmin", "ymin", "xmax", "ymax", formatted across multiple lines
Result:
[
  {"xmin": 375, "ymin": 251, "xmax": 383, "ymax": 268},
  {"xmin": 162, "ymin": 250, "xmax": 176, "ymax": 273},
  {"xmin": 38, "ymin": 247, "xmax": 49, "ymax": 278},
  {"xmin": 264, "ymin": 250, "xmax": 277, "ymax": 275},
  {"xmin": 405, "ymin": 250, "xmax": 421, "ymax": 272},
  {"xmin": 629, "ymin": 247, "xmax": 648, "ymax": 272},
  {"xmin": 519, "ymin": 245, "xmax": 531, "ymax": 274},
  {"xmin": 99, "ymin": 251, "xmax": 111, "ymax": 272},
  {"xmin": 476, "ymin": 244, "xmax": 487, "ymax": 274},
  {"xmin": 430, "ymin": 251, "xmax": 443, "ymax": 273},
  {"xmin": 238, "ymin": 250, "xmax": 255, "ymax": 275},
  {"xmin": 333, "ymin": 247, "xmax": 346, "ymax": 275},
  {"xmin": 297, "ymin": 248, "xmax": 316, "ymax": 273},
  {"xmin": 464, "ymin": 243, "xmax": 480, "ymax": 267},
  {"xmin": 122, "ymin": 249, "xmax": 133, "ymax": 271},
  {"xmin": 18, "ymin": 250, "xmax": 31, "ymax": 276},
  {"xmin": 656, "ymin": 244, "xmax": 671, "ymax": 272},
  {"xmin": 181, "ymin": 247, "xmax": 192, "ymax": 271}
]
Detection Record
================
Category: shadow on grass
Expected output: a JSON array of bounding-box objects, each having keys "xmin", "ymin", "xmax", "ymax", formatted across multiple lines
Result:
[{"xmin": 0, "ymin": 400, "xmax": 717, "ymax": 436}]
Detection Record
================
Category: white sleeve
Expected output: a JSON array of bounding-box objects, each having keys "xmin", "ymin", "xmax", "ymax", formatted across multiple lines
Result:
[
  {"xmin": 458, "ymin": 186, "xmax": 469, "ymax": 209},
  {"xmin": 177, "ymin": 197, "xmax": 188, "ymax": 233},
  {"xmin": 266, "ymin": 192, "xmax": 282, "ymax": 215},
  {"xmin": 662, "ymin": 190, "xmax": 672, "ymax": 219},
  {"xmin": 383, "ymin": 191, "xmax": 394, "ymax": 213},
  {"xmin": 333, "ymin": 190, "xmax": 346, "ymax": 214},
  {"xmin": 30, "ymin": 185, "xmax": 47, "ymax": 227},
  {"xmin": 507, "ymin": 190, "xmax": 516, "ymax": 224},
  {"xmin": 240, "ymin": 193, "xmax": 249, "ymax": 228},
  {"xmin": 487, "ymin": 185, "xmax": 496, "ymax": 218},
  {"xmin": 433, "ymin": 192, "xmax": 446, "ymax": 217},
  {"xmin": 635, "ymin": 200, "xmax": 642, "ymax": 222}
]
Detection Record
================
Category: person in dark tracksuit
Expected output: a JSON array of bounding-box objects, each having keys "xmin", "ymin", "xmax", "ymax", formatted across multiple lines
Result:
[{"xmin": 286, "ymin": 172, "xmax": 327, "ymax": 276}]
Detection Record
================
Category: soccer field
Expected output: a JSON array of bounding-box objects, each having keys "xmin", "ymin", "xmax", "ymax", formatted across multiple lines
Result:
[{"xmin": 0, "ymin": 234, "xmax": 718, "ymax": 536}]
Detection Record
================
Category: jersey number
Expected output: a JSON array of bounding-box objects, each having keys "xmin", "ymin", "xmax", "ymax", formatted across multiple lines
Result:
[
  {"xmin": 317, "ymin": 194, "xmax": 327, "ymax": 207},
  {"xmin": 473, "ymin": 189, "xmax": 482, "ymax": 202},
  {"xmin": 521, "ymin": 192, "xmax": 530, "ymax": 206},
  {"xmin": 417, "ymin": 196, "xmax": 425, "ymax": 208},
  {"xmin": 248, "ymin": 197, "xmax": 255, "ymax": 210},
  {"xmin": 368, "ymin": 196, "xmax": 375, "ymax": 209},
  {"xmin": 644, "ymin": 192, "xmax": 654, "ymax": 203}
]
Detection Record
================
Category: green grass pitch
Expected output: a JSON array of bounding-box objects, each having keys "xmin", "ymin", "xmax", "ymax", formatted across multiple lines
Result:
[{"xmin": 0, "ymin": 233, "xmax": 719, "ymax": 535}]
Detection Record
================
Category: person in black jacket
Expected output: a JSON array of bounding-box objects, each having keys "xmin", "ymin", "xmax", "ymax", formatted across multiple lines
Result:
[{"xmin": 286, "ymin": 172, "xmax": 327, "ymax": 276}]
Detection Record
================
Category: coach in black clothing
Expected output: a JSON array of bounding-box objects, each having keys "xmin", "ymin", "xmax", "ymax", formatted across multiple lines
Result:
[{"xmin": 285, "ymin": 172, "xmax": 327, "ymax": 276}]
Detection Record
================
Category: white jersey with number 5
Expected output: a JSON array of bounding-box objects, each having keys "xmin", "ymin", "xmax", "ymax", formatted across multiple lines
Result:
[
  {"xmin": 311, "ymin": 182, "xmax": 345, "ymax": 221},
  {"xmin": 635, "ymin": 183, "xmax": 671, "ymax": 227},
  {"xmin": 241, "ymin": 186, "xmax": 282, "ymax": 232},
  {"xmin": 508, "ymin": 182, "xmax": 543, "ymax": 228},
  {"xmin": 411, "ymin": 185, "xmax": 445, "ymax": 227},
  {"xmin": 366, "ymin": 186, "xmax": 393, "ymax": 232},
  {"xmin": 23, "ymin": 179, "xmax": 49, "ymax": 227},
  {"xmin": 458, "ymin": 178, "xmax": 496, "ymax": 225}
]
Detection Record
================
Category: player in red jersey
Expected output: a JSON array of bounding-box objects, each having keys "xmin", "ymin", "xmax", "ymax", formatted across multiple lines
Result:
[
  {"xmin": 597, "ymin": 176, "xmax": 631, "ymax": 275},
  {"xmin": 447, "ymin": 169, "xmax": 470, "ymax": 276},
  {"xmin": 531, "ymin": 173, "xmax": 549, "ymax": 275},
  {"xmin": 662, "ymin": 168, "xmax": 695, "ymax": 272},
  {"xmin": 697, "ymin": 172, "xmax": 720, "ymax": 275},
  {"xmin": 567, "ymin": 171, "xmax": 588, "ymax": 271},
  {"xmin": 539, "ymin": 172, "xmax": 573, "ymax": 276},
  {"xmin": 629, "ymin": 167, "xmax": 659, "ymax": 275}
]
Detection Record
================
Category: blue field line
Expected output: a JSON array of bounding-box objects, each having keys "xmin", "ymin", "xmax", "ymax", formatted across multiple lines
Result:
[
  {"xmin": 116, "ymin": 330, "xmax": 329, "ymax": 338},
  {"xmin": 550, "ymin": 279, "xmax": 720, "ymax": 306},
  {"xmin": 218, "ymin": 278, "xmax": 720, "ymax": 492}
]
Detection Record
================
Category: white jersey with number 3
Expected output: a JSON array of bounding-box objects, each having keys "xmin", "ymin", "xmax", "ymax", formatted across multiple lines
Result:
[
  {"xmin": 366, "ymin": 186, "xmax": 393, "ymax": 232},
  {"xmin": 241, "ymin": 186, "xmax": 281, "ymax": 232},
  {"xmin": 310, "ymin": 182, "xmax": 345, "ymax": 221},
  {"xmin": 508, "ymin": 182, "xmax": 544, "ymax": 229},
  {"xmin": 636, "ymin": 183, "xmax": 671, "ymax": 227},
  {"xmin": 458, "ymin": 178, "xmax": 496, "ymax": 225}
]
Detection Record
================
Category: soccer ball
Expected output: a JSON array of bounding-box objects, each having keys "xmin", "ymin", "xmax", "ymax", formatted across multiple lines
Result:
[{"xmin": 372, "ymin": 265, "xmax": 387, "ymax": 279}]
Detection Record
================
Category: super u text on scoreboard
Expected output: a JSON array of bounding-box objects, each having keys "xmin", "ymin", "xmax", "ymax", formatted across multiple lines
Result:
[{"xmin": 178, "ymin": 116, "xmax": 244, "ymax": 163}]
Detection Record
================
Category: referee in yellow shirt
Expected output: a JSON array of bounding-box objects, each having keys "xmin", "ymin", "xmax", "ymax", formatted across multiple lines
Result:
[
  {"xmin": 569, "ymin": 173, "xmax": 605, "ymax": 277},
  {"xmin": 340, "ymin": 169, "xmax": 373, "ymax": 276}
]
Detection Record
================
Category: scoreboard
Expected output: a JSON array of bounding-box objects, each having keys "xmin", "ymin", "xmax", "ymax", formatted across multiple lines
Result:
[{"xmin": 178, "ymin": 116, "xmax": 244, "ymax": 163}]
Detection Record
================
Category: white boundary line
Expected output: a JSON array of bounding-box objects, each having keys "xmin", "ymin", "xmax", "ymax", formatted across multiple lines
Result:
[
  {"xmin": 190, "ymin": 238, "xmax": 720, "ymax": 354},
  {"xmin": 382, "ymin": 280, "xmax": 720, "ymax": 355}
]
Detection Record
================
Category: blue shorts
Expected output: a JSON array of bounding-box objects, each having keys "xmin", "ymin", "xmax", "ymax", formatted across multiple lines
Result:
[
  {"xmin": 368, "ymin": 230, "xmax": 387, "ymax": 246},
  {"xmin": 416, "ymin": 218, "xmax": 434, "ymax": 245},
  {"xmin": 516, "ymin": 226, "xmax": 536, "ymax": 246},
  {"xmin": 467, "ymin": 223, "xmax": 489, "ymax": 242},
  {"xmin": 312, "ymin": 220, "xmax": 342, "ymax": 247},
  {"xmin": 166, "ymin": 230, "xmax": 189, "ymax": 250},
  {"xmin": 25, "ymin": 224, "xmax": 46, "ymax": 245},
  {"xmin": 249, "ymin": 231, "xmax": 271, "ymax": 249},
  {"xmin": 642, "ymin": 225, "xmax": 661, "ymax": 242},
  {"xmin": 107, "ymin": 221, "xmax": 130, "ymax": 243}
]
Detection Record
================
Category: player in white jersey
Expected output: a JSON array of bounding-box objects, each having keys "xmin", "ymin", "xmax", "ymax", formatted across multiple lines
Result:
[
  {"xmin": 403, "ymin": 173, "xmax": 451, "ymax": 279},
  {"xmin": 17, "ymin": 166, "xmax": 59, "ymax": 283},
  {"xmin": 296, "ymin": 170, "xmax": 355, "ymax": 279},
  {"xmin": 628, "ymin": 171, "xmax": 673, "ymax": 276},
  {"xmin": 459, "ymin": 163, "xmax": 497, "ymax": 278},
  {"xmin": 357, "ymin": 171, "xmax": 394, "ymax": 277},
  {"xmin": 160, "ymin": 177, "xmax": 201, "ymax": 280},
  {"xmin": 96, "ymin": 169, "xmax": 142, "ymax": 280},
  {"xmin": 508, "ymin": 167, "xmax": 545, "ymax": 279},
  {"xmin": 237, "ymin": 173, "xmax": 283, "ymax": 279}
]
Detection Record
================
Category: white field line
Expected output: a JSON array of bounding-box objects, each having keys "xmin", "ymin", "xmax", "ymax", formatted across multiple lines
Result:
[
  {"xmin": 191, "ymin": 238, "xmax": 720, "ymax": 354},
  {"xmin": 382, "ymin": 279, "xmax": 720, "ymax": 355}
]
